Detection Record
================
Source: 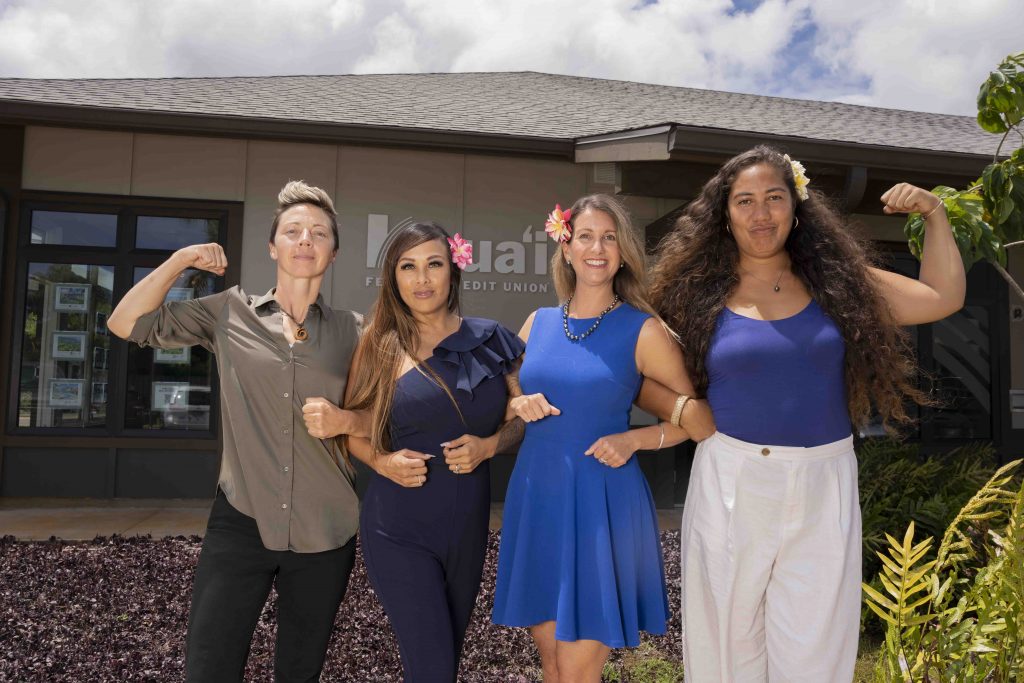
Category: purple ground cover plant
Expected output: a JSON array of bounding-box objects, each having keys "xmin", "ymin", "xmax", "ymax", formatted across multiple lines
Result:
[{"xmin": 0, "ymin": 531, "xmax": 683, "ymax": 682}]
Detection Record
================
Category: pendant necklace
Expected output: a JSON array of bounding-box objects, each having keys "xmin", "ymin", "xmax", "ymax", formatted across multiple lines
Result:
[
  {"xmin": 741, "ymin": 267, "xmax": 787, "ymax": 293},
  {"xmin": 280, "ymin": 308, "xmax": 309, "ymax": 341},
  {"xmin": 562, "ymin": 294, "xmax": 620, "ymax": 342}
]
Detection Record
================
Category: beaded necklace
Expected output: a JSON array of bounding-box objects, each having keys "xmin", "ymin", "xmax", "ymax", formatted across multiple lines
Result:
[{"xmin": 562, "ymin": 294, "xmax": 620, "ymax": 342}]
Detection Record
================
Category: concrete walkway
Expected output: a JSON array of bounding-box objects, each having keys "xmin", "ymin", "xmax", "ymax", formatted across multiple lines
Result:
[
  {"xmin": 0, "ymin": 498, "xmax": 684, "ymax": 541},
  {"xmin": 0, "ymin": 497, "xmax": 211, "ymax": 540}
]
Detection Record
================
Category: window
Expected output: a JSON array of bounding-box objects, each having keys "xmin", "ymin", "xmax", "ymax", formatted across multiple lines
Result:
[
  {"xmin": 861, "ymin": 249, "xmax": 1001, "ymax": 444},
  {"xmin": 17, "ymin": 262, "xmax": 115, "ymax": 429},
  {"xmin": 123, "ymin": 266, "xmax": 218, "ymax": 432},
  {"xmin": 9, "ymin": 197, "xmax": 236, "ymax": 437}
]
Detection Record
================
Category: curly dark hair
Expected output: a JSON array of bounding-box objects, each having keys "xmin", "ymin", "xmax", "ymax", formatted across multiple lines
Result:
[{"xmin": 648, "ymin": 145, "xmax": 930, "ymax": 432}]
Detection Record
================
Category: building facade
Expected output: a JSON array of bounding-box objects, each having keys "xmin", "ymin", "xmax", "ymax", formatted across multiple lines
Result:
[{"xmin": 0, "ymin": 73, "xmax": 1020, "ymax": 505}]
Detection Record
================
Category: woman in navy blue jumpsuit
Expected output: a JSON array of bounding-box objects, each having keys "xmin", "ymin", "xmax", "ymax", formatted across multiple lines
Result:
[{"xmin": 343, "ymin": 222, "xmax": 524, "ymax": 682}]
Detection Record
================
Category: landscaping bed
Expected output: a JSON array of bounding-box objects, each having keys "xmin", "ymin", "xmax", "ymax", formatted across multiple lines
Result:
[{"xmin": 0, "ymin": 530, "xmax": 684, "ymax": 682}]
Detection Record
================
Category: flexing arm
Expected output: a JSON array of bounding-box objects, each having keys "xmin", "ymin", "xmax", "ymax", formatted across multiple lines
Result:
[
  {"xmin": 108, "ymin": 243, "xmax": 227, "ymax": 339},
  {"xmin": 869, "ymin": 183, "xmax": 966, "ymax": 325}
]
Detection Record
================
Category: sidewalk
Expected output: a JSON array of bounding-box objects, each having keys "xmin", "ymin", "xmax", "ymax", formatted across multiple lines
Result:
[
  {"xmin": 0, "ymin": 497, "xmax": 211, "ymax": 540},
  {"xmin": 0, "ymin": 498, "xmax": 684, "ymax": 541}
]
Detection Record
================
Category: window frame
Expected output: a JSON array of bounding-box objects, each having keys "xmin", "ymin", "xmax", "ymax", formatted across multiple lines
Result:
[
  {"xmin": 6, "ymin": 190, "xmax": 242, "ymax": 440},
  {"xmin": 874, "ymin": 243, "xmax": 1007, "ymax": 449}
]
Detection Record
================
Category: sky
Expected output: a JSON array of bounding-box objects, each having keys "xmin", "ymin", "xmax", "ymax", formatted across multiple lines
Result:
[{"xmin": 0, "ymin": 0, "xmax": 1018, "ymax": 116}]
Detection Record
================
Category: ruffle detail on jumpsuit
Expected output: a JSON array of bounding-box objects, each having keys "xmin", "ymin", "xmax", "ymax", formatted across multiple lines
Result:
[{"xmin": 433, "ymin": 317, "xmax": 525, "ymax": 396}]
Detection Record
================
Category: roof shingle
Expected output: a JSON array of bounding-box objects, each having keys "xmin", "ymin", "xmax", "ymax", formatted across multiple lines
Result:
[{"xmin": 0, "ymin": 71, "xmax": 999, "ymax": 156}]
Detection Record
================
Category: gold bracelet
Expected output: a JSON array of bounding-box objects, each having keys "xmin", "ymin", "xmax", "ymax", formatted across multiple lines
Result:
[
  {"xmin": 922, "ymin": 201, "xmax": 944, "ymax": 220},
  {"xmin": 656, "ymin": 423, "xmax": 665, "ymax": 450},
  {"xmin": 670, "ymin": 394, "xmax": 690, "ymax": 428}
]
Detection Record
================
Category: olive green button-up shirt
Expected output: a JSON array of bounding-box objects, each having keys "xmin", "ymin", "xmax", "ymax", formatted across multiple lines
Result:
[{"xmin": 128, "ymin": 286, "xmax": 362, "ymax": 553}]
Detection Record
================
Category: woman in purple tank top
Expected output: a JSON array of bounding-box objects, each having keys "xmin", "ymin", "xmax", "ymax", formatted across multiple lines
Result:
[{"xmin": 648, "ymin": 145, "xmax": 966, "ymax": 682}]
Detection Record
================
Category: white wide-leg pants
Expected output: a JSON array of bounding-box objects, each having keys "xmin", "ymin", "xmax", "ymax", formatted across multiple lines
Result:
[{"xmin": 680, "ymin": 431, "xmax": 861, "ymax": 683}]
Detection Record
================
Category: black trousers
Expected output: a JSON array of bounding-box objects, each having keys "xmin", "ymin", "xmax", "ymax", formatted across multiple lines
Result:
[{"xmin": 184, "ymin": 492, "xmax": 356, "ymax": 683}]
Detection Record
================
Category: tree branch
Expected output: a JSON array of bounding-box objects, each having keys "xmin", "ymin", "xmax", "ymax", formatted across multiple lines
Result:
[
  {"xmin": 995, "ymin": 126, "xmax": 1013, "ymax": 162},
  {"xmin": 992, "ymin": 260, "xmax": 1024, "ymax": 302}
]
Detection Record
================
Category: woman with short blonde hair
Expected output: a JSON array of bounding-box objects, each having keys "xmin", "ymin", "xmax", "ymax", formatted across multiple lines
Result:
[{"xmin": 109, "ymin": 181, "xmax": 366, "ymax": 683}]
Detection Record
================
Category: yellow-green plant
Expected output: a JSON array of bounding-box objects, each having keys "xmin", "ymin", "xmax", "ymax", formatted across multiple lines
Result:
[{"xmin": 863, "ymin": 459, "xmax": 1023, "ymax": 681}]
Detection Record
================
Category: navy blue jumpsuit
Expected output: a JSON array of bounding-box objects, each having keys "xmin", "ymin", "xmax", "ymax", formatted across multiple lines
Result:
[{"xmin": 359, "ymin": 318, "xmax": 524, "ymax": 682}]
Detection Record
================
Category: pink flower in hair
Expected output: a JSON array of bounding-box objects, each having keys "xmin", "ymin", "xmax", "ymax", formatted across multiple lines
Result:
[
  {"xmin": 447, "ymin": 233, "xmax": 473, "ymax": 270},
  {"xmin": 544, "ymin": 204, "xmax": 573, "ymax": 242}
]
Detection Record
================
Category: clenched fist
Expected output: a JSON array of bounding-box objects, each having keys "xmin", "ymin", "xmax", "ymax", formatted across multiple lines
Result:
[
  {"xmin": 376, "ymin": 449, "xmax": 432, "ymax": 487},
  {"xmin": 509, "ymin": 393, "xmax": 561, "ymax": 422},
  {"xmin": 881, "ymin": 183, "xmax": 943, "ymax": 218},
  {"xmin": 584, "ymin": 431, "xmax": 638, "ymax": 468},
  {"xmin": 175, "ymin": 243, "xmax": 228, "ymax": 276},
  {"xmin": 302, "ymin": 397, "xmax": 347, "ymax": 439}
]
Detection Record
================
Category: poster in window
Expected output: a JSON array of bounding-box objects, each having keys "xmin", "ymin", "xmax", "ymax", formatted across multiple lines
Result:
[
  {"xmin": 166, "ymin": 287, "xmax": 194, "ymax": 302},
  {"xmin": 54, "ymin": 284, "xmax": 91, "ymax": 312},
  {"xmin": 155, "ymin": 346, "xmax": 191, "ymax": 364},
  {"xmin": 91, "ymin": 382, "xmax": 107, "ymax": 404},
  {"xmin": 94, "ymin": 312, "xmax": 108, "ymax": 336},
  {"xmin": 92, "ymin": 346, "xmax": 108, "ymax": 370},
  {"xmin": 152, "ymin": 382, "xmax": 188, "ymax": 411},
  {"xmin": 49, "ymin": 380, "xmax": 84, "ymax": 407},
  {"xmin": 52, "ymin": 332, "xmax": 87, "ymax": 360}
]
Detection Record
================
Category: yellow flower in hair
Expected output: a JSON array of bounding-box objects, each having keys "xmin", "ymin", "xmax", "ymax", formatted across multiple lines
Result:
[{"xmin": 783, "ymin": 154, "xmax": 810, "ymax": 202}]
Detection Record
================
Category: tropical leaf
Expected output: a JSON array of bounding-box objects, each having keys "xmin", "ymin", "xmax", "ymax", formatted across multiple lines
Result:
[{"xmin": 866, "ymin": 460, "xmax": 1024, "ymax": 681}]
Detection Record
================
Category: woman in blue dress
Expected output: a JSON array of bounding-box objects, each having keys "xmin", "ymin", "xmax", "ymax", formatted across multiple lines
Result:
[
  {"xmin": 493, "ymin": 195, "xmax": 715, "ymax": 682},
  {"xmin": 343, "ymin": 222, "xmax": 525, "ymax": 683}
]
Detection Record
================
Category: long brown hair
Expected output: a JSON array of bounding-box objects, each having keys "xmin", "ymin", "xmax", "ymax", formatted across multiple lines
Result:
[
  {"xmin": 345, "ymin": 222, "xmax": 464, "ymax": 455},
  {"xmin": 648, "ymin": 145, "xmax": 930, "ymax": 432},
  {"xmin": 552, "ymin": 194, "xmax": 661, "ymax": 320}
]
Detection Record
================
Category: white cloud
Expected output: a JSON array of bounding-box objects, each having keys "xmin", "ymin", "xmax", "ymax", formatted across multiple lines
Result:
[
  {"xmin": 807, "ymin": 0, "xmax": 1021, "ymax": 114},
  {"xmin": 352, "ymin": 12, "xmax": 421, "ymax": 73},
  {"xmin": 0, "ymin": 0, "xmax": 1018, "ymax": 115}
]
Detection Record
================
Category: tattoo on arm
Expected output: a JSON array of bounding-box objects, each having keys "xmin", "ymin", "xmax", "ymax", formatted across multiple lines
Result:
[
  {"xmin": 506, "ymin": 357, "xmax": 524, "ymax": 395},
  {"xmin": 493, "ymin": 417, "xmax": 525, "ymax": 455}
]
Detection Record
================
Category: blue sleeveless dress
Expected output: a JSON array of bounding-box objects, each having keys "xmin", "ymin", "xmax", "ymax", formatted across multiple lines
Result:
[{"xmin": 493, "ymin": 303, "xmax": 670, "ymax": 647}]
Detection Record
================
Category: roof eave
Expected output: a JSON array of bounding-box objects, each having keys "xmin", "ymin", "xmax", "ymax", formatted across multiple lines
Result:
[
  {"xmin": 0, "ymin": 99, "xmax": 575, "ymax": 158},
  {"xmin": 576, "ymin": 123, "xmax": 992, "ymax": 176},
  {"xmin": 667, "ymin": 125, "xmax": 992, "ymax": 176}
]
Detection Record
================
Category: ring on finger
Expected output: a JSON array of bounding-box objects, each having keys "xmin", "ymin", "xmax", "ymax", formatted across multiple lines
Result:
[{"xmin": 455, "ymin": 464, "xmax": 461, "ymax": 474}]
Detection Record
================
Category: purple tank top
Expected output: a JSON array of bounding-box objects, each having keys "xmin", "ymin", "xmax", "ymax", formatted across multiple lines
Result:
[{"xmin": 705, "ymin": 300, "xmax": 851, "ymax": 447}]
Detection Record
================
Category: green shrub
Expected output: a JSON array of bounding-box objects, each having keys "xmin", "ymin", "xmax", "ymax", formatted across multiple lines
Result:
[
  {"xmin": 602, "ymin": 643, "xmax": 685, "ymax": 682},
  {"xmin": 858, "ymin": 439, "xmax": 999, "ymax": 581},
  {"xmin": 863, "ymin": 459, "xmax": 1024, "ymax": 681}
]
